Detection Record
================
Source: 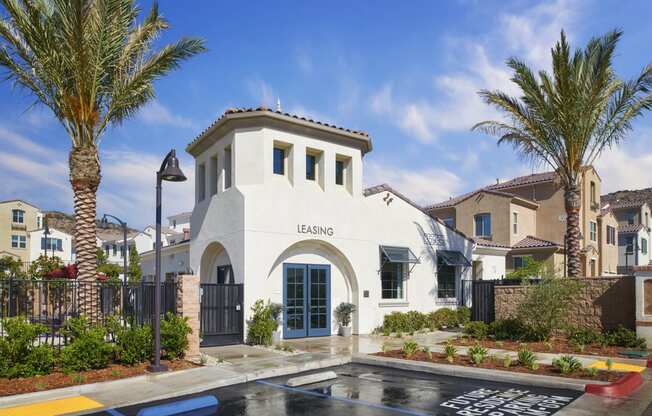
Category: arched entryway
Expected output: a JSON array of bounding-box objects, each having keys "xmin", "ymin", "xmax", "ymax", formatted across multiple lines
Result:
[
  {"xmin": 198, "ymin": 241, "xmax": 242, "ymax": 346},
  {"xmin": 268, "ymin": 239, "xmax": 359, "ymax": 338}
]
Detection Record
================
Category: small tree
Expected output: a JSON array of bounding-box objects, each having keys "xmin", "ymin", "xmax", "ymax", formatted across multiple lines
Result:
[
  {"xmin": 28, "ymin": 255, "xmax": 64, "ymax": 279},
  {"xmin": 128, "ymin": 245, "xmax": 142, "ymax": 284},
  {"xmin": 0, "ymin": 256, "xmax": 25, "ymax": 279},
  {"xmin": 516, "ymin": 278, "xmax": 584, "ymax": 341},
  {"xmin": 506, "ymin": 259, "xmax": 544, "ymax": 283},
  {"xmin": 96, "ymin": 247, "xmax": 108, "ymax": 266}
]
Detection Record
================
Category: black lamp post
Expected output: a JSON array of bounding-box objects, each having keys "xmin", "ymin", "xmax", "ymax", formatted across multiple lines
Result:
[
  {"xmin": 101, "ymin": 214, "xmax": 128, "ymax": 281},
  {"xmin": 150, "ymin": 149, "xmax": 186, "ymax": 373},
  {"xmin": 43, "ymin": 217, "xmax": 50, "ymax": 259}
]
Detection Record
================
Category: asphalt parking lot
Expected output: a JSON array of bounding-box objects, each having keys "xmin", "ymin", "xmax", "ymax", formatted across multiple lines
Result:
[{"xmin": 90, "ymin": 363, "xmax": 582, "ymax": 416}]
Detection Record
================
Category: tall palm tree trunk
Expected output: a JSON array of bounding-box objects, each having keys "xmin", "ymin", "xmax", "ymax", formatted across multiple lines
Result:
[
  {"xmin": 69, "ymin": 146, "xmax": 101, "ymax": 319},
  {"xmin": 564, "ymin": 185, "xmax": 582, "ymax": 277}
]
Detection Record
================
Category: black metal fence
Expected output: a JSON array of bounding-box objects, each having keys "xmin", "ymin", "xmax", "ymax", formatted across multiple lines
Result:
[{"xmin": 0, "ymin": 279, "xmax": 177, "ymax": 348}]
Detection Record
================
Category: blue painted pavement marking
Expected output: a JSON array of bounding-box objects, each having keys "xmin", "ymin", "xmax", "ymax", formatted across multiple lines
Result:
[
  {"xmin": 256, "ymin": 379, "xmax": 432, "ymax": 416},
  {"xmin": 135, "ymin": 395, "xmax": 219, "ymax": 416},
  {"xmin": 104, "ymin": 409, "xmax": 125, "ymax": 416}
]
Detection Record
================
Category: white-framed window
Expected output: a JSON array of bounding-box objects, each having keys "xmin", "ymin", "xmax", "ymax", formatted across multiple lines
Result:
[
  {"xmin": 224, "ymin": 146, "xmax": 232, "ymax": 189},
  {"xmin": 474, "ymin": 213, "xmax": 491, "ymax": 237},
  {"xmin": 273, "ymin": 146, "xmax": 285, "ymax": 175},
  {"xmin": 512, "ymin": 212, "xmax": 518, "ymax": 235},
  {"xmin": 209, "ymin": 154, "xmax": 218, "ymax": 196},
  {"xmin": 381, "ymin": 254, "xmax": 404, "ymax": 299},
  {"xmin": 41, "ymin": 237, "xmax": 62, "ymax": 251},
  {"xmin": 11, "ymin": 235, "xmax": 26, "ymax": 249},
  {"xmin": 11, "ymin": 209, "xmax": 24, "ymax": 224},
  {"xmin": 589, "ymin": 221, "xmax": 597, "ymax": 242},
  {"xmin": 606, "ymin": 225, "xmax": 616, "ymax": 245}
]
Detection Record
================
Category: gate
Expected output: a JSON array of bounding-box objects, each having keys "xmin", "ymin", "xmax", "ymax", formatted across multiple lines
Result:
[
  {"xmin": 200, "ymin": 283, "xmax": 244, "ymax": 347},
  {"xmin": 471, "ymin": 279, "xmax": 526, "ymax": 323}
]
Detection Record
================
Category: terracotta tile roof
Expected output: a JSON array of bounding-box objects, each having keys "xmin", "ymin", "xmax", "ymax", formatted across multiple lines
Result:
[
  {"xmin": 426, "ymin": 188, "xmax": 537, "ymax": 210},
  {"xmin": 187, "ymin": 106, "xmax": 370, "ymax": 154},
  {"xmin": 618, "ymin": 224, "xmax": 646, "ymax": 233},
  {"xmin": 485, "ymin": 171, "xmax": 558, "ymax": 191},
  {"xmin": 473, "ymin": 238, "xmax": 511, "ymax": 249},
  {"xmin": 607, "ymin": 200, "xmax": 648, "ymax": 210},
  {"xmin": 512, "ymin": 235, "xmax": 562, "ymax": 249}
]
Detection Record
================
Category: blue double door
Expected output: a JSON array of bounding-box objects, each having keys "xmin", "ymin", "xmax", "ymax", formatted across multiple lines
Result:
[{"xmin": 283, "ymin": 264, "xmax": 331, "ymax": 338}]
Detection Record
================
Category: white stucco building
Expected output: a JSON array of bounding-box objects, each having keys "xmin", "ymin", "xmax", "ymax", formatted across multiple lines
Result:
[
  {"xmin": 186, "ymin": 107, "xmax": 487, "ymax": 342},
  {"xmin": 29, "ymin": 227, "xmax": 75, "ymax": 265}
]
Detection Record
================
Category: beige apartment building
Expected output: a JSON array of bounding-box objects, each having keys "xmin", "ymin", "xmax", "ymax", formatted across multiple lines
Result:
[
  {"xmin": 0, "ymin": 200, "xmax": 43, "ymax": 265},
  {"xmin": 427, "ymin": 167, "xmax": 619, "ymax": 277}
]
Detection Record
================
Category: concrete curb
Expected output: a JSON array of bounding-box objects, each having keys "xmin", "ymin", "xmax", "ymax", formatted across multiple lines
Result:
[{"xmin": 352, "ymin": 354, "xmax": 606, "ymax": 392}]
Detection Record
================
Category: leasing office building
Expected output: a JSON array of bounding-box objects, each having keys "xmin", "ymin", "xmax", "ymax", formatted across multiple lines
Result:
[{"xmin": 187, "ymin": 107, "xmax": 476, "ymax": 339}]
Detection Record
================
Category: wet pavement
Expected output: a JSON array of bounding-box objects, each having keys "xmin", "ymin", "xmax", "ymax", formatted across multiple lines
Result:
[{"xmin": 87, "ymin": 363, "xmax": 582, "ymax": 416}]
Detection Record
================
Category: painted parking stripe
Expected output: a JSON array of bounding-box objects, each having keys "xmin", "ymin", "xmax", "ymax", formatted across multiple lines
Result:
[
  {"xmin": 136, "ymin": 395, "xmax": 218, "ymax": 416},
  {"xmin": 588, "ymin": 361, "xmax": 645, "ymax": 373},
  {"xmin": 0, "ymin": 396, "xmax": 103, "ymax": 416},
  {"xmin": 256, "ymin": 379, "xmax": 431, "ymax": 416}
]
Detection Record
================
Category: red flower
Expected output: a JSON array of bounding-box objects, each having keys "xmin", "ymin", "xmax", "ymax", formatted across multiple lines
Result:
[
  {"xmin": 64, "ymin": 264, "xmax": 78, "ymax": 279},
  {"xmin": 97, "ymin": 273, "xmax": 108, "ymax": 282}
]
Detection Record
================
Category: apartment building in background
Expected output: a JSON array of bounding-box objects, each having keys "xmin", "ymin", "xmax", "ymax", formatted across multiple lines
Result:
[
  {"xmin": 600, "ymin": 199, "xmax": 652, "ymax": 273},
  {"xmin": 0, "ymin": 200, "xmax": 44, "ymax": 265},
  {"xmin": 428, "ymin": 166, "xmax": 619, "ymax": 277}
]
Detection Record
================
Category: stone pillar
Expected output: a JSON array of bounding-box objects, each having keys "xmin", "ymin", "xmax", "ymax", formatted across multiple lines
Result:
[
  {"xmin": 633, "ymin": 266, "xmax": 652, "ymax": 347},
  {"xmin": 178, "ymin": 274, "xmax": 201, "ymax": 359}
]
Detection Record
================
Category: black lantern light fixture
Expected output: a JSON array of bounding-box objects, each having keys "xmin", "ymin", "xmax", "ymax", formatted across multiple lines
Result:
[{"xmin": 150, "ymin": 149, "xmax": 187, "ymax": 373}]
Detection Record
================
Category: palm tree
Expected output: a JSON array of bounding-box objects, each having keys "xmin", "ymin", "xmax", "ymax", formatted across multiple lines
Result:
[
  {"xmin": 0, "ymin": 0, "xmax": 205, "ymax": 315},
  {"xmin": 473, "ymin": 30, "xmax": 652, "ymax": 277}
]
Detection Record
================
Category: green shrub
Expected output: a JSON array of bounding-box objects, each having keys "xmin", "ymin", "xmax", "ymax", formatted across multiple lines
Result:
[
  {"xmin": 468, "ymin": 343, "xmax": 488, "ymax": 365},
  {"xmin": 115, "ymin": 324, "xmax": 153, "ymax": 365},
  {"xmin": 457, "ymin": 306, "xmax": 471, "ymax": 326},
  {"xmin": 502, "ymin": 355, "xmax": 512, "ymax": 368},
  {"xmin": 489, "ymin": 319, "xmax": 525, "ymax": 341},
  {"xmin": 444, "ymin": 340, "xmax": 457, "ymax": 363},
  {"xmin": 60, "ymin": 325, "xmax": 113, "ymax": 373},
  {"xmin": 516, "ymin": 278, "xmax": 584, "ymax": 341},
  {"xmin": 463, "ymin": 321, "xmax": 489, "ymax": 340},
  {"xmin": 517, "ymin": 346, "xmax": 538, "ymax": 370},
  {"xmin": 421, "ymin": 346, "xmax": 432, "ymax": 360},
  {"xmin": 402, "ymin": 340, "xmax": 419, "ymax": 358},
  {"xmin": 429, "ymin": 308, "xmax": 459, "ymax": 329},
  {"xmin": 568, "ymin": 327, "xmax": 602, "ymax": 346},
  {"xmin": 383, "ymin": 311, "xmax": 425, "ymax": 333},
  {"xmin": 603, "ymin": 325, "xmax": 646, "ymax": 349},
  {"xmin": 506, "ymin": 259, "xmax": 544, "ymax": 282},
  {"xmin": 552, "ymin": 355, "xmax": 582, "ymax": 374},
  {"xmin": 161, "ymin": 312, "xmax": 191, "ymax": 359},
  {"xmin": 335, "ymin": 302, "xmax": 357, "ymax": 327},
  {"xmin": 0, "ymin": 317, "xmax": 55, "ymax": 378},
  {"xmin": 247, "ymin": 300, "xmax": 278, "ymax": 346}
]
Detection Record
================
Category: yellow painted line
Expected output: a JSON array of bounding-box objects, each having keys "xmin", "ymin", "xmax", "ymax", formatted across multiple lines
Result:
[
  {"xmin": 0, "ymin": 396, "xmax": 103, "ymax": 416},
  {"xmin": 588, "ymin": 360, "xmax": 646, "ymax": 373}
]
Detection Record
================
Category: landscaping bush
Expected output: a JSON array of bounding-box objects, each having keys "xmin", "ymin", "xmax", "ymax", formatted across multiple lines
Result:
[
  {"xmin": 161, "ymin": 312, "xmax": 192, "ymax": 359},
  {"xmin": 402, "ymin": 340, "xmax": 419, "ymax": 358},
  {"xmin": 247, "ymin": 300, "xmax": 278, "ymax": 346},
  {"xmin": 489, "ymin": 319, "xmax": 525, "ymax": 341},
  {"xmin": 60, "ymin": 322, "xmax": 113, "ymax": 373},
  {"xmin": 457, "ymin": 306, "xmax": 471, "ymax": 326},
  {"xmin": 552, "ymin": 355, "xmax": 582, "ymax": 374},
  {"xmin": 115, "ymin": 324, "xmax": 153, "ymax": 365},
  {"xmin": 0, "ymin": 317, "xmax": 55, "ymax": 378},
  {"xmin": 428, "ymin": 308, "xmax": 459, "ymax": 329},
  {"xmin": 568, "ymin": 327, "xmax": 603, "ymax": 346},
  {"xmin": 468, "ymin": 343, "xmax": 488, "ymax": 365},
  {"xmin": 516, "ymin": 278, "xmax": 584, "ymax": 341},
  {"xmin": 603, "ymin": 325, "xmax": 646, "ymax": 349},
  {"xmin": 463, "ymin": 321, "xmax": 489, "ymax": 340},
  {"xmin": 517, "ymin": 345, "xmax": 538, "ymax": 370},
  {"xmin": 383, "ymin": 311, "xmax": 424, "ymax": 333}
]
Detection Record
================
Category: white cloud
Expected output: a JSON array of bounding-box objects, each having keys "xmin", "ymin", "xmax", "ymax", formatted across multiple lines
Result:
[
  {"xmin": 0, "ymin": 127, "xmax": 194, "ymax": 228},
  {"xmin": 246, "ymin": 78, "xmax": 276, "ymax": 107},
  {"xmin": 139, "ymin": 100, "xmax": 196, "ymax": 129},
  {"xmin": 364, "ymin": 160, "xmax": 465, "ymax": 206},
  {"xmin": 595, "ymin": 146, "xmax": 652, "ymax": 194},
  {"xmin": 369, "ymin": 0, "xmax": 578, "ymax": 142}
]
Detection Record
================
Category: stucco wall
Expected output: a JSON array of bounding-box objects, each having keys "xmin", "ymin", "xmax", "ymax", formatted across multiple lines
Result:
[
  {"xmin": 455, "ymin": 193, "xmax": 511, "ymax": 245},
  {"xmin": 494, "ymin": 276, "xmax": 635, "ymax": 331},
  {"xmin": 0, "ymin": 201, "xmax": 41, "ymax": 264},
  {"xmin": 600, "ymin": 212, "xmax": 619, "ymax": 275}
]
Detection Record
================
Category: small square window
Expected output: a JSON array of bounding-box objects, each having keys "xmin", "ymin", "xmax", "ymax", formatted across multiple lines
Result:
[
  {"xmin": 335, "ymin": 160, "xmax": 344, "ymax": 185},
  {"xmin": 273, "ymin": 147, "xmax": 285, "ymax": 175},
  {"xmin": 11, "ymin": 235, "xmax": 26, "ymax": 249},
  {"xmin": 12, "ymin": 209, "xmax": 24, "ymax": 224},
  {"xmin": 306, "ymin": 154, "xmax": 316, "ymax": 181}
]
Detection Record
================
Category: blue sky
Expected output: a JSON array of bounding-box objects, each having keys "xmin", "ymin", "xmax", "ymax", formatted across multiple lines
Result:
[{"xmin": 2, "ymin": 0, "xmax": 652, "ymax": 228}]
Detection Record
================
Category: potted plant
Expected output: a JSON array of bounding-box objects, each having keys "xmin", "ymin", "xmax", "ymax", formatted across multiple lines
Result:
[
  {"xmin": 335, "ymin": 302, "xmax": 356, "ymax": 337},
  {"xmin": 269, "ymin": 302, "xmax": 284, "ymax": 343}
]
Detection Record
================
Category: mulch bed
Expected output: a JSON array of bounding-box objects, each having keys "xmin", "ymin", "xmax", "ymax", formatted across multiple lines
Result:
[
  {"xmin": 448, "ymin": 337, "xmax": 648, "ymax": 358},
  {"xmin": 0, "ymin": 359, "xmax": 198, "ymax": 397},
  {"xmin": 373, "ymin": 350, "xmax": 624, "ymax": 382}
]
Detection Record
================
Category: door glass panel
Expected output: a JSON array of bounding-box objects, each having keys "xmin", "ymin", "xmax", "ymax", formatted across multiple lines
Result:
[
  {"xmin": 309, "ymin": 268, "xmax": 327, "ymax": 330},
  {"xmin": 286, "ymin": 268, "xmax": 304, "ymax": 331}
]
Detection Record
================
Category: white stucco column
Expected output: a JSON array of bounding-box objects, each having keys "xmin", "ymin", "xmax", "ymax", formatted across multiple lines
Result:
[{"xmin": 633, "ymin": 266, "xmax": 652, "ymax": 346}]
